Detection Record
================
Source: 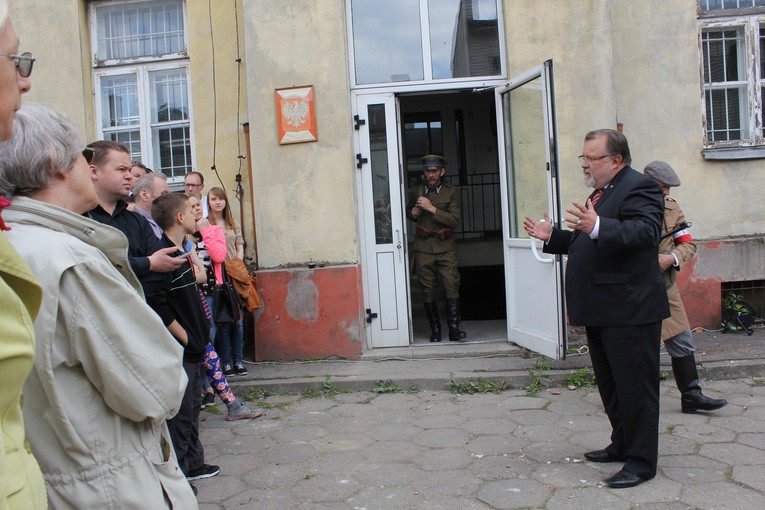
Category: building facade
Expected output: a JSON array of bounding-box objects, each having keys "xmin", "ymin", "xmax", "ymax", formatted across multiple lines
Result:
[{"xmin": 12, "ymin": 0, "xmax": 765, "ymax": 360}]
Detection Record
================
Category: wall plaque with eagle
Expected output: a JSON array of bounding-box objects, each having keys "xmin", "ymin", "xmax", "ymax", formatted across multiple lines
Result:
[{"xmin": 274, "ymin": 85, "xmax": 318, "ymax": 144}]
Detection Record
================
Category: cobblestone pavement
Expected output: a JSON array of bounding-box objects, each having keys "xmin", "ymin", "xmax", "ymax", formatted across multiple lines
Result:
[{"xmin": 194, "ymin": 377, "xmax": 764, "ymax": 509}]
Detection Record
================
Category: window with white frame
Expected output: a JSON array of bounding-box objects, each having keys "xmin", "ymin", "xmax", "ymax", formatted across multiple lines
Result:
[
  {"xmin": 349, "ymin": 0, "xmax": 502, "ymax": 86},
  {"xmin": 700, "ymin": 1, "xmax": 765, "ymax": 154},
  {"xmin": 91, "ymin": 0, "xmax": 192, "ymax": 179}
]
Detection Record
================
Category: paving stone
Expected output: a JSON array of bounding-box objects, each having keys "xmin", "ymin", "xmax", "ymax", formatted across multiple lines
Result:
[{"xmin": 476, "ymin": 478, "xmax": 552, "ymax": 509}]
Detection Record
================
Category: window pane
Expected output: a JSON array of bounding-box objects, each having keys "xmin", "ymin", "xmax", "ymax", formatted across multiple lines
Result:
[
  {"xmin": 351, "ymin": 0, "xmax": 423, "ymax": 84},
  {"xmin": 706, "ymin": 86, "xmax": 748, "ymax": 141},
  {"xmin": 106, "ymin": 130, "xmax": 142, "ymax": 161},
  {"xmin": 150, "ymin": 69, "xmax": 189, "ymax": 122},
  {"xmin": 367, "ymin": 104, "xmax": 393, "ymax": 244},
  {"xmin": 154, "ymin": 125, "xmax": 191, "ymax": 177},
  {"xmin": 701, "ymin": 0, "xmax": 765, "ymax": 10},
  {"xmin": 100, "ymin": 74, "xmax": 139, "ymax": 129},
  {"xmin": 429, "ymin": 0, "xmax": 500, "ymax": 79},
  {"xmin": 702, "ymin": 28, "xmax": 743, "ymax": 83},
  {"xmin": 96, "ymin": 0, "xmax": 185, "ymax": 60}
]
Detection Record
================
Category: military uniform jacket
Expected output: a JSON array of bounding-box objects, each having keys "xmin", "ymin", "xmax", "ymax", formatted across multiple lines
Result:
[
  {"xmin": 659, "ymin": 196, "xmax": 696, "ymax": 340},
  {"xmin": 406, "ymin": 182, "xmax": 461, "ymax": 254}
]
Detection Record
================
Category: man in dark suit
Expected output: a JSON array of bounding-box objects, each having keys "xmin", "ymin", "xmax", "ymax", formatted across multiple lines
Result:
[{"xmin": 523, "ymin": 129, "xmax": 669, "ymax": 488}]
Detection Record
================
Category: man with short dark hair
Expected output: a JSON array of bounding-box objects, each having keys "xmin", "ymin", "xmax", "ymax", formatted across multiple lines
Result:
[
  {"xmin": 524, "ymin": 129, "xmax": 669, "ymax": 489},
  {"xmin": 86, "ymin": 140, "xmax": 183, "ymax": 281},
  {"xmin": 148, "ymin": 192, "xmax": 219, "ymax": 484},
  {"xmin": 184, "ymin": 170, "xmax": 207, "ymax": 217}
]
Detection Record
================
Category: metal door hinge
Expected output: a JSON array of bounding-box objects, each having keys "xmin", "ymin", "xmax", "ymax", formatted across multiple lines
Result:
[
  {"xmin": 365, "ymin": 309, "xmax": 378, "ymax": 323},
  {"xmin": 354, "ymin": 115, "xmax": 366, "ymax": 130},
  {"xmin": 356, "ymin": 153, "xmax": 368, "ymax": 169}
]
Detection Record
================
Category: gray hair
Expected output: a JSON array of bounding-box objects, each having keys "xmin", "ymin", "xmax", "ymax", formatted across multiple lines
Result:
[
  {"xmin": 0, "ymin": 103, "xmax": 83, "ymax": 198},
  {"xmin": 585, "ymin": 129, "xmax": 632, "ymax": 166},
  {"xmin": 133, "ymin": 172, "xmax": 167, "ymax": 197}
]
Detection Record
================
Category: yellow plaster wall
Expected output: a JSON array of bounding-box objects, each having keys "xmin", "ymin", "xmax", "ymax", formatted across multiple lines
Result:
[
  {"xmin": 609, "ymin": 0, "xmax": 765, "ymax": 240},
  {"xmin": 506, "ymin": 0, "xmax": 765, "ymax": 240},
  {"xmin": 10, "ymin": 0, "xmax": 93, "ymax": 136},
  {"xmin": 243, "ymin": 0, "xmax": 358, "ymax": 269},
  {"xmin": 186, "ymin": 0, "xmax": 255, "ymax": 259}
]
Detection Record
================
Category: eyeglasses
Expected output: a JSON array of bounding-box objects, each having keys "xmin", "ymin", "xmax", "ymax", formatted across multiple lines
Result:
[
  {"xmin": 184, "ymin": 182, "xmax": 203, "ymax": 188},
  {"xmin": 82, "ymin": 148, "xmax": 94, "ymax": 164},
  {"xmin": 1, "ymin": 52, "xmax": 35, "ymax": 78},
  {"xmin": 578, "ymin": 154, "xmax": 610, "ymax": 164}
]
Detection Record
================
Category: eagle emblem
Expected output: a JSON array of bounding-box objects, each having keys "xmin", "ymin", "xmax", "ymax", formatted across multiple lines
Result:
[{"xmin": 281, "ymin": 99, "xmax": 309, "ymax": 128}]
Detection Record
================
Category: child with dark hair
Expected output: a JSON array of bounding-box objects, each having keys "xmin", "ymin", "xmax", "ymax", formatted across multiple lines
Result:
[{"xmin": 148, "ymin": 193, "xmax": 219, "ymax": 484}]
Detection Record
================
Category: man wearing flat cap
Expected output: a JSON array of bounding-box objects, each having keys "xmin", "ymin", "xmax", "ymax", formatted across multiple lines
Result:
[
  {"xmin": 406, "ymin": 154, "xmax": 466, "ymax": 342},
  {"xmin": 644, "ymin": 160, "xmax": 727, "ymax": 414}
]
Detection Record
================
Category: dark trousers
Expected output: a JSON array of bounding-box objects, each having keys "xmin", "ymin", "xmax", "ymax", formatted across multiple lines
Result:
[
  {"xmin": 415, "ymin": 250, "xmax": 460, "ymax": 301},
  {"xmin": 586, "ymin": 322, "xmax": 661, "ymax": 478},
  {"xmin": 167, "ymin": 360, "xmax": 204, "ymax": 475}
]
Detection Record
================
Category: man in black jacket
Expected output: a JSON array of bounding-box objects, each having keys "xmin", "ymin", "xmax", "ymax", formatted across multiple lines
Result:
[
  {"xmin": 86, "ymin": 140, "xmax": 183, "ymax": 283},
  {"xmin": 524, "ymin": 129, "xmax": 669, "ymax": 488}
]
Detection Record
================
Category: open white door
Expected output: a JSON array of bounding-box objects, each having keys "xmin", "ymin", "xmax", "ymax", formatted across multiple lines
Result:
[
  {"xmin": 495, "ymin": 60, "xmax": 567, "ymax": 359},
  {"xmin": 355, "ymin": 93, "xmax": 410, "ymax": 348}
]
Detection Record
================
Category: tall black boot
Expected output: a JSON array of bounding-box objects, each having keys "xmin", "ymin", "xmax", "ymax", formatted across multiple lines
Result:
[
  {"xmin": 423, "ymin": 301, "xmax": 441, "ymax": 342},
  {"xmin": 446, "ymin": 298, "xmax": 466, "ymax": 341},
  {"xmin": 671, "ymin": 354, "xmax": 727, "ymax": 414}
]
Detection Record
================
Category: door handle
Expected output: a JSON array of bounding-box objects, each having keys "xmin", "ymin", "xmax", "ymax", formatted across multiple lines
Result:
[{"xmin": 530, "ymin": 238, "xmax": 554, "ymax": 264}]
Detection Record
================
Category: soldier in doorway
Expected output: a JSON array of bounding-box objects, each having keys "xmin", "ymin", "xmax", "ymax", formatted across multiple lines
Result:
[{"xmin": 407, "ymin": 154, "xmax": 466, "ymax": 342}]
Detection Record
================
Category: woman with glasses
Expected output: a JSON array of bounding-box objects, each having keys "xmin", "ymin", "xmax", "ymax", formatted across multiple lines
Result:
[
  {"xmin": 0, "ymin": 1, "xmax": 45, "ymax": 508},
  {"xmin": 1, "ymin": 103, "xmax": 197, "ymax": 508}
]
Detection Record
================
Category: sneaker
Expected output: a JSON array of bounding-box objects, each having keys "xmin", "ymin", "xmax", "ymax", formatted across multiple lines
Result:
[
  {"xmin": 234, "ymin": 362, "xmax": 248, "ymax": 376},
  {"xmin": 226, "ymin": 402, "xmax": 264, "ymax": 421},
  {"xmin": 202, "ymin": 391, "xmax": 215, "ymax": 408},
  {"xmin": 186, "ymin": 464, "xmax": 220, "ymax": 481},
  {"xmin": 222, "ymin": 363, "xmax": 235, "ymax": 376}
]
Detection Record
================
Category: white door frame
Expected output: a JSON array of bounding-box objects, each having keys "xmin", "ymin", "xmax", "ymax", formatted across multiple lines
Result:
[
  {"xmin": 354, "ymin": 92, "xmax": 411, "ymax": 348},
  {"xmin": 495, "ymin": 60, "xmax": 567, "ymax": 359}
]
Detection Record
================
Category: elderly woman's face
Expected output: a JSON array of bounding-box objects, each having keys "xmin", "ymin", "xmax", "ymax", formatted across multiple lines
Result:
[
  {"xmin": 0, "ymin": 19, "xmax": 31, "ymax": 141},
  {"xmin": 69, "ymin": 152, "xmax": 99, "ymax": 214}
]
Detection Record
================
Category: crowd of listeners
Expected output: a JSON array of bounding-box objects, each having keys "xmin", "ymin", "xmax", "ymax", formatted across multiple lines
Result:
[{"xmin": 0, "ymin": 7, "xmax": 261, "ymax": 503}]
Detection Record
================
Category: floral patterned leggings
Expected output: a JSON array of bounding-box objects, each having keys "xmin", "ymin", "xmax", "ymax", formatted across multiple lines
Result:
[{"xmin": 203, "ymin": 342, "xmax": 236, "ymax": 406}]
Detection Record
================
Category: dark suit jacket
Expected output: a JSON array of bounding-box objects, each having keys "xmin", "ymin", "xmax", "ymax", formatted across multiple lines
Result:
[{"xmin": 544, "ymin": 166, "xmax": 670, "ymax": 327}]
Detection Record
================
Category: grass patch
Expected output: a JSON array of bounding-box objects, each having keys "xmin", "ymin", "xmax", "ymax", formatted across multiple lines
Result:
[
  {"xmin": 245, "ymin": 387, "xmax": 271, "ymax": 401},
  {"xmin": 563, "ymin": 368, "xmax": 596, "ymax": 388},
  {"xmin": 666, "ymin": 424, "xmax": 676, "ymax": 434},
  {"xmin": 301, "ymin": 376, "xmax": 349, "ymax": 398},
  {"xmin": 371, "ymin": 380, "xmax": 419, "ymax": 394},
  {"xmin": 447, "ymin": 378, "xmax": 510, "ymax": 394},
  {"xmin": 659, "ymin": 370, "xmax": 670, "ymax": 381},
  {"xmin": 525, "ymin": 358, "xmax": 552, "ymax": 396}
]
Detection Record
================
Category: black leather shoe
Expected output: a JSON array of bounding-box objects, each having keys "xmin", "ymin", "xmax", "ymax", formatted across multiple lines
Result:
[
  {"xmin": 584, "ymin": 449, "xmax": 623, "ymax": 463},
  {"xmin": 605, "ymin": 469, "xmax": 649, "ymax": 489}
]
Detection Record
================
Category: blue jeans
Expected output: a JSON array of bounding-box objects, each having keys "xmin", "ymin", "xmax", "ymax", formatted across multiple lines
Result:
[{"xmin": 214, "ymin": 310, "xmax": 244, "ymax": 367}]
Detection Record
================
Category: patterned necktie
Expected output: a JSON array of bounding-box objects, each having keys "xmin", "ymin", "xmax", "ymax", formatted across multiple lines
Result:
[{"xmin": 591, "ymin": 188, "xmax": 603, "ymax": 208}]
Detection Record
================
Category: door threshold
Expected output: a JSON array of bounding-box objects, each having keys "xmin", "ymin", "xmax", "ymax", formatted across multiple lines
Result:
[{"xmin": 361, "ymin": 339, "xmax": 519, "ymax": 361}]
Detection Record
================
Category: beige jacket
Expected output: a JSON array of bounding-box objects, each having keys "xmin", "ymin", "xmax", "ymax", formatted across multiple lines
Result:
[
  {"xmin": 659, "ymin": 196, "xmax": 697, "ymax": 341},
  {"xmin": 4, "ymin": 197, "xmax": 197, "ymax": 509}
]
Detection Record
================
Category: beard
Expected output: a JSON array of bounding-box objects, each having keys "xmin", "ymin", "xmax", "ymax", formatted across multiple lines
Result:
[{"xmin": 582, "ymin": 173, "xmax": 596, "ymax": 188}]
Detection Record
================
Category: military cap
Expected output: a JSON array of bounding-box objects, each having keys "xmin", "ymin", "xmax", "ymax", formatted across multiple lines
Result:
[
  {"xmin": 643, "ymin": 160, "xmax": 681, "ymax": 187},
  {"xmin": 421, "ymin": 154, "xmax": 447, "ymax": 169}
]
